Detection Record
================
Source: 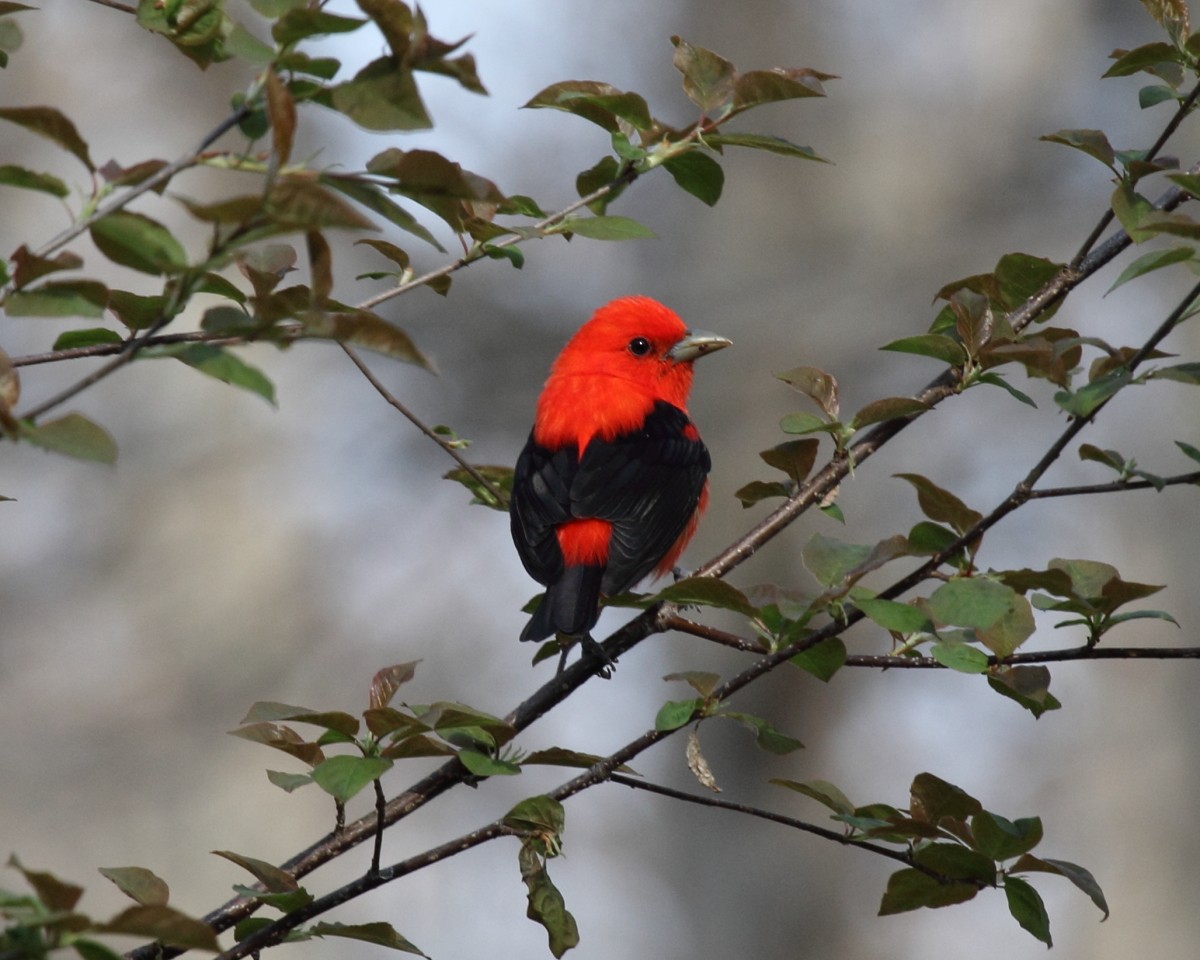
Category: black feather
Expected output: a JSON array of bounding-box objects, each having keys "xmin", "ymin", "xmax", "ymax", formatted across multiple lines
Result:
[{"xmin": 510, "ymin": 401, "xmax": 709, "ymax": 640}]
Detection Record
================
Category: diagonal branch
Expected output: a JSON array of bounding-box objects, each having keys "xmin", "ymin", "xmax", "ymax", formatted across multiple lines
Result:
[
  {"xmin": 607, "ymin": 774, "xmax": 948, "ymax": 878},
  {"xmin": 339, "ymin": 343, "xmax": 508, "ymax": 507}
]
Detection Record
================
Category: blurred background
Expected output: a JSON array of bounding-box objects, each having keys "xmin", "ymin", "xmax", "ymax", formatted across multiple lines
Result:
[{"xmin": 3, "ymin": 1, "xmax": 1199, "ymax": 958}]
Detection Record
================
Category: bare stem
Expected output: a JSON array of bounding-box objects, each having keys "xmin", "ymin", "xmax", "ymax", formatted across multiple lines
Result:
[{"xmin": 339, "ymin": 343, "xmax": 508, "ymax": 507}]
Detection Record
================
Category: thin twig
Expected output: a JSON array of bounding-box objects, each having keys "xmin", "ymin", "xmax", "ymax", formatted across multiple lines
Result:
[
  {"xmin": 877, "ymin": 279, "xmax": 1200, "ymax": 605},
  {"xmin": 32, "ymin": 106, "xmax": 249, "ymax": 263},
  {"xmin": 607, "ymin": 774, "xmax": 950, "ymax": 879},
  {"xmin": 1070, "ymin": 80, "xmax": 1200, "ymax": 268},
  {"xmin": 842, "ymin": 646, "xmax": 1200, "ymax": 668},
  {"xmin": 354, "ymin": 165, "xmax": 639, "ymax": 312},
  {"xmin": 1027, "ymin": 471, "xmax": 1200, "ymax": 498},
  {"xmin": 339, "ymin": 343, "xmax": 508, "ymax": 507}
]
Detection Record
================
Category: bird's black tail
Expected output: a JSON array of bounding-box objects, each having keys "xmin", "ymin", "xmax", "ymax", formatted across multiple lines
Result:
[{"xmin": 520, "ymin": 564, "xmax": 604, "ymax": 643}]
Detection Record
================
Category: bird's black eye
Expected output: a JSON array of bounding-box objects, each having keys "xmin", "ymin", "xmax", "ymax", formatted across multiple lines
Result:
[{"xmin": 628, "ymin": 337, "xmax": 653, "ymax": 357}]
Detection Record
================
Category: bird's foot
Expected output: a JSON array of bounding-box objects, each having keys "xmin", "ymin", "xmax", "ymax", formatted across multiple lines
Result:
[{"xmin": 578, "ymin": 632, "xmax": 616, "ymax": 679}]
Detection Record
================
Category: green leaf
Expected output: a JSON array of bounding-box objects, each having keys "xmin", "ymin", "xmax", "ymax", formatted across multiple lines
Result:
[
  {"xmin": 721, "ymin": 710, "xmax": 804, "ymax": 754},
  {"xmin": 705, "ymin": 132, "xmax": 827, "ymax": 162},
  {"xmin": 910, "ymin": 772, "xmax": 983, "ymax": 822},
  {"xmin": 993, "ymin": 253, "xmax": 1063, "ymax": 310},
  {"xmin": 735, "ymin": 479, "xmax": 792, "ymax": 507},
  {"xmin": 664, "ymin": 670, "xmax": 722, "ymax": 698},
  {"xmin": 271, "ymin": 8, "xmax": 365, "ymax": 44},
  {"xmin": 854, "ymin": 596, "xmax": 932, "ymax": 635},
  {"xmin": 733, "ymin": 68, "xmax": 828, "ymax": 109},
  {"xmin": 523, "ymin": 80, "xmax": 652, "ymax": 132},
  {"xmin": 1106, "ymin": 245, "xmax": 1194, "ymax": 293},
  {"xmin": 266, "ymin": 179, "xmax": 378, "ymax": 232},
  {"xmin": 52, "ymin": 328, "xmax": 123, "ymax": 350},
  {"xmin": 228, "ymin": 721, "xmax": 324, "ymax": 766},
  {"xmin": 880, "ymin": 333, "xmax": 967, "ymax": 365},
  {"xmin": 98, "ymin": 905, "xmax": 219, "ymax": 951},
  {"xmin": 519, "ymin": 848, "xmax": 578, "ymax": 959},
  {"xmin": 975, "ymin": 372, "xmax": 1037, "ymax": 408},
  {"xmin": 655, "ymin": 698, "xmax": 700, "ymax": 731},
  {"xmin": 91, "ymin": 211, "xmax": 188, "ymax": 275},
  {"xmin": 554, "ymin": 214, "xmax": 655, "ymax": 240},
  {"xmin": 323, "ymin": 176, "xmax": 444, "ymax": 251},
  {"xmin": 769, "ymin": 777, "xmax": 854, "ymax": 815},
  {"xmin": 22, "ymin": 413, "xmax": 117, "ymax": 464},
  {"xmin": 760, "ymin": 438, "xmax": 820, "ymax": 483},
  {"xmin": 1004, "ymin": 876, "xmax": 1052, "ymax": 946},
  {"xmin": 505, "ymin": 795, "xmax": 567, "ymax": 837},
  {"xmin": 1147, "ymin": 361, "xmax": 1200, "ymax": 384},
  {"xmin": 779, "ymin": 411, "xmax": 836, "ymax": 435},
  {"xmin": 1110, "ymin": 182, "xmax": 1156, "ymax": 242},
  {"xmin": 662, "ymin": 151, "xmax": 724, "ymax": 206},
  {"xmin": 790, "ymin": 636, "xmax": 847, "ymax": 682},
  {"xmin": 310, "ymin": 755, "xmax": 392, "ymax": 803},
  {"xmin": 444, "ymin": 464, "xmax": 512, "ymax": 510},
  {"xmin": 266, "ymin": 769, "xmax": 313, "ymax": 792},
  {"xmin": 894, "ymin": 473, "xmax": 981, "ymax": 536},
  {"xmin": 239, "ymin": 702, "xmax": 360, "ymax": 737},
  {"xmin": 299, "ymin": 311, "xmax": 433, "ymax": 369},
  {"xmin": 988, "ymin": 665, "xmax": 1061, "ymax": 718},
  {"xmin": 211, "ymin": 851, "xmax": 297, "ymax": 893},
  {"xmin": 671, "ymin": 36, "xmax": 735, "ymax": 114},
  {"xmin": 1175, "ymin": 439, "xmax": 1200, "ymax": 464},
  {"xmin": 98, "ymin": 866, "xmax": 169, "ymax": 907},
  {"xmin": 0, "ymin": 163, "xmax": 68, "ymax": 196},
  {"xmin": 330, "ymin": 57, "xmax": 431, "ymax": 132},
  {"xmin": 877, "ymin": 868, "xmax": 979, "ymax": 915},
  {"xmin": 1054, "ymin": 368, "xmax": 1131, "ymax": 418},
  {"xmin": 0, "ymin": 105, "xmax": 93, "ymax": 170},
  {"xmin": 231, "ymin": 885, "xmax": 312, "ymax": 914},
  {"xmin": 653, "ymin": 576, "xmax": 756, "ymax": 616},
  {"xmin": 1139, "ymin": 83, "xmax": 1178, "ymax": 108},
  {"xmin": 849, "ymin": 396, "xmax": 929, "ymax": 430},
  {"xmin": 973, "ymin": 811, "xmax": 1044, "ymax": 861},
  {"xmin": 1039, "ymin": 128, "xmax": 1115, "ymax": 169},
  {"xmin": 1011, "ymin": 854, "xmax": 1109, "ymax": 919},
  {"xmin": 913, "ymin": 843, "xmax": 996, "ymax": 884},
  {"xmin": 6, "ymin": 280, "xmax": 108, "ymax": 318},
  {"xmin": 930, "ymin": 641, "xmax": 991, "ymax": 674},
  {"xmin": 1103, "ymin": 41, "xmax": 1184, "ymax": 78},
  {"xmin": 310, "ymin": 922, "xmax": 426, "ymax": 957},
  {"xmin": 802, "ymin": 533, "xmax": 872, "ymax": 588},
  {"xmin": 926, "ymin": 578, "xmax": 1018, "ymax": 630},
  {"xmin": 72, "ymin": 939, "xmax": 125, "ymax": 960},
  {"xmin": 146, "ymin": 344, "xmax": 276, "ymax": 406},
  {"xmin": 458, "ymin": 748, "xmax": 521, "ymax": 777}
]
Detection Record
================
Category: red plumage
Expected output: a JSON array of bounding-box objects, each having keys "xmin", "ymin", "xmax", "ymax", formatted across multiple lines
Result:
[{"xmin": 510, "ymin": 296, "xmax": 730, "ymax": 648}]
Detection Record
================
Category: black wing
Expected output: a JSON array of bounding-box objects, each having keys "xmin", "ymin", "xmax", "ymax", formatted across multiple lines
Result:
[
  {"xmin": 511, "ymin": 401, "xmax": 709, "ymax": 588},
  {"xmin": 573, "ymin": 401, "xmax": 710, "ymax": 594}
]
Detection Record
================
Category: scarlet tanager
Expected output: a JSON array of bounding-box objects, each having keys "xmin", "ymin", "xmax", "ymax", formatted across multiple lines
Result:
[{"xmin": 510, "ymin": 295, "xmax": 730, "ymax": 661}]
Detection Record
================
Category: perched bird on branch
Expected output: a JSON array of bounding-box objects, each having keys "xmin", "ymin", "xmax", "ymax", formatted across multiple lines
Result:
[{"xmin": 510, "ymin": 295, "xmax": 730, "ymax": 669}]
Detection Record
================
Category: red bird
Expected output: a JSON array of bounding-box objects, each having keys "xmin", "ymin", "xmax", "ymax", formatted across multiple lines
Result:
[{"xmin": 510, "ymin": 296, "xmax": 730, "ymax": 660}]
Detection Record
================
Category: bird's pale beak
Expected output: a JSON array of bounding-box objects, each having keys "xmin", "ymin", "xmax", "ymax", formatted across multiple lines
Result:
[{"xmin": 667, "ymin": 329, "xmax": 732, "ymax": 362}]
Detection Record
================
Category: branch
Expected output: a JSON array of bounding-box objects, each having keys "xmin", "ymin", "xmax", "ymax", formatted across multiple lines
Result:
[
  {"xmin": 842, "ymin": 645, "xmax": 1200, "ymax": 668},
  {"xmin": 352, "ymin": 165, "xmax": 640, "ymax": 312},
  {"xmin": 1027, "ymin": 471, "xmax": 1200, "ymax": 499},
  {"xmin": 1070, "ymin": 79, "xmax": 1200, "ymax": 268},
  {"xmin": 607, "ymin": 774, "xmax": 947, "ymax": 878},
  {"xmin": 10, "ymin": 331, "xmax": 246, "ymax": 367},
  {"xmin": 31, "ymin": 106, "xmax": 249, "ymax": 264},
  {"xmin": 877, "ymin": 278, "xmax": 1200, "ymax": 604},
  {"xmin": 339, "ymin": 344, "xmax": 508, "ymax": 507}
]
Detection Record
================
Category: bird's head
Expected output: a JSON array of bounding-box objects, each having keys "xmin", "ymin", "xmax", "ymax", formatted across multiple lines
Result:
[{"xmin": 549, "ymin": 296, "xmax": 731, "ymax": 409}]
